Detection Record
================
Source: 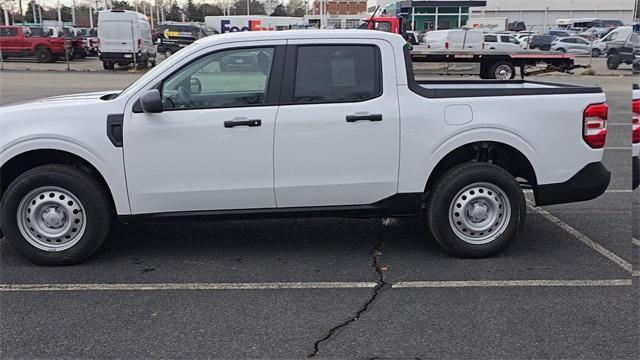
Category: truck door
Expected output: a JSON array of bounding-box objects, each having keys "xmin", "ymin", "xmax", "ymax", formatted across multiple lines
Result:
[
  {"xmin": 123, "ymin": 42, "xmax": 285, "ymax": 214},
  {"xmin": 273, "ymin": 40, "xmax": 400, "ymax": 208}
]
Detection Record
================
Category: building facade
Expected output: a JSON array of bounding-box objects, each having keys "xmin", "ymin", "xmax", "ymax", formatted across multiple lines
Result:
[
  {"xmin": 312, "ymin": 1, "xmax": 368, "ymax": 15},
  {"xmin": 470, "ymin": 0, "xmax": 637, "ymax": 29}
]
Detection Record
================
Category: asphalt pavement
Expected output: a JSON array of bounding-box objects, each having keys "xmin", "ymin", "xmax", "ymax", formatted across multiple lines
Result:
[{"xmin": 0, "ymin": 68, "xmax": 638, "ymax": 359}]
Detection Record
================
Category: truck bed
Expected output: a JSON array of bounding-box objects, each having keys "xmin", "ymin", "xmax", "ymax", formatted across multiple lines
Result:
[{"xmin": 412, "ymin": 80, "xmax": 603, "ymax": 98}]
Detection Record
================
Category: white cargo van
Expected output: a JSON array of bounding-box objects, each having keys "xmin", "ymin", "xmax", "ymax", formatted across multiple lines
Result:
[
  {"xmin": 423, "ymin": 29, "xmax": 484, "ymax": 50},
  {"xmin": 98, "ymin": 9, "xmax": 156, "ymax": 70}
]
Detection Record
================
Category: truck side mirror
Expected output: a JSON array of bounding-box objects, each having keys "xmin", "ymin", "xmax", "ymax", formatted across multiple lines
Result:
[{"xmin": 140, "ymin": 89, "xmax": 163, "ymax": 113}]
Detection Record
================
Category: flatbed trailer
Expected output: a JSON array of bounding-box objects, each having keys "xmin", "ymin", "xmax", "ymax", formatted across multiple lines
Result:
[{"xmin": 410, "ymin": 48, "xmax": 586, "ymax": 80}]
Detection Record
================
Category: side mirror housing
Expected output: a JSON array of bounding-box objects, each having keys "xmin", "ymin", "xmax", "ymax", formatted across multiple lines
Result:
[{"xmin": 140, "ymin": 89, "xmax": 163, "ymax": 113}]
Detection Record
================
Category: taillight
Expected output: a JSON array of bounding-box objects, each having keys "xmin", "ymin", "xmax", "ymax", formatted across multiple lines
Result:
[
  {"xmin": 137, "ymin": 38, "xmax": 141, "ymax": 49},
  {"xmin": 632, "ymin": 99, "xmax": 640, "ymax": 144},
  {"xmin": 445, "ymin": 41, "xmax": 449, "ymax": 50},
  {"xmin": 583, "ymin": 103, "xmax": 608, "ymax": 149}
]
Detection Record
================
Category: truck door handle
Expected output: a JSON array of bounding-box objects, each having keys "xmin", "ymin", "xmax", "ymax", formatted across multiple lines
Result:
[
  {"xmin": 346, "ymin": 114, "xmax": 383, "ymax": 122},
  {"xmin": 224, "ymin": 119, "xmax": 262, "ymax": 128}
]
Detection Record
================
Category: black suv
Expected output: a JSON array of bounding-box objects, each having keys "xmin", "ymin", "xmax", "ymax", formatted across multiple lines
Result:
[{"xmin": 606, "ymin": 32, "xmax": 639, "ymax": 70}]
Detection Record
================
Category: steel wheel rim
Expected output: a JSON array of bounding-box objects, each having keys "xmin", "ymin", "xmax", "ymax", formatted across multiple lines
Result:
[
  {"xmin": 17, "ymin": 186, "xmax": 87, "ymax": 252},
  {"xmin": 448, "ymin": 182, "xmax": 511, "ymax": 245},
  {"xmin": 495, "ymin": 65, "xmax": 513, "ymax": 80}
]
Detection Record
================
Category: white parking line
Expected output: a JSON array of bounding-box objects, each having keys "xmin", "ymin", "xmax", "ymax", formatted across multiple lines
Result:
[
  {"xmin": 0, "ymin": 279, "xmax": 632, "ymax": 292},
  {"xmin": 0, "ymin": 282, "xmax": 378, "ymax": 292},
  {"xmin": 393, "ymin": 279, "xmax": 632, "ymax": 288},
  {"xmin": 527, "ymin": 200, "xmax": 633, "ymax": 273},
  {"xmin": 633, "ymin": 238, "xmax": 640, "ymax": 247}
]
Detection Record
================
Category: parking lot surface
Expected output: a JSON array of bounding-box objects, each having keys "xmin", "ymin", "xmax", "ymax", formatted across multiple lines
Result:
[{"xmin": 0, "ymin": 68, "xmax": 638, "ymax": 359}]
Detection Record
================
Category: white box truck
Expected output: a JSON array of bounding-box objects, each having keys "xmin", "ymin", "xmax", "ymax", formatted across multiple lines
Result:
[
  {"xmin": 98, "ymin": 9, "xmax": 156, "ymax": 70},
  {"xmin": 466, "ymin": 18, "xmax": 508, "ymax": 33},
  {"xmin": 204, "ymin": 16, "xmax": 304, "ymax": 34}
]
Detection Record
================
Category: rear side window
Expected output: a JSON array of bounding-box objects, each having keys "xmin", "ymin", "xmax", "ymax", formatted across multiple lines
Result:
[
  {"xmin": 292, "ymin": 45, "xmax": 381, "ymax": 104},
  {"xmin": 484, "ymin": 35, "xmax": 497, "ymax": 42},
  {"xmin": 0, "ymin": 27, "xmax": 18, "ymax": 37}
]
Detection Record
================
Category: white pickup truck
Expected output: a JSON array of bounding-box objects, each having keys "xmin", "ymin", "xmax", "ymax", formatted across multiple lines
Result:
[{"xmin": 0, "ymin": 30, "xmax": 611, "ymax": 264}]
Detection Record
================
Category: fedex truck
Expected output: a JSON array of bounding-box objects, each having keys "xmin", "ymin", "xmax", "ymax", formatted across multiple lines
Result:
[
  {"xmin": 204, "ymin": 16, "xmax": 304, "ymax": 34},
  {"xmin": 466, "ymin": 18, "xmax": 508, "ymax": 33}
]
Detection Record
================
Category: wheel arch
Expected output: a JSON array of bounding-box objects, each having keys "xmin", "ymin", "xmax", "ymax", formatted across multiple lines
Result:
[
  {"xmin": 1, "ymin": 145, "xmax": 130, "ymax": 215},
  {"xmin": 422, "ymin": 136, "xmax": 538, "ymax": 195}
]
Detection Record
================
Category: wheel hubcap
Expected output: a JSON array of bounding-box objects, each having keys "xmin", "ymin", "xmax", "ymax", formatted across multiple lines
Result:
[
  {"xmin": 17, "ymin": 186, "xmax": 87, "ymax": 252},
  {"xmin": 449, "ymin": 182, "xmax": 512, "ymax": 245},
  {"xmin": 495, "ymin": 65, "xmax": 513, "ymax": 80}
]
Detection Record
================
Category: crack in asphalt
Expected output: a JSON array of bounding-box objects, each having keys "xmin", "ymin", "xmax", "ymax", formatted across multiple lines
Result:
[{"xmin": 307, "ymin": 219, "xmax": 393, "ymax": 358}]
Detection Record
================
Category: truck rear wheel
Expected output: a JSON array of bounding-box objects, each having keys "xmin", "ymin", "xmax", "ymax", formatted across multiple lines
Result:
[
  {"xmin": 426, "ymin": 162, "xmax": 526, "ymax": 258},
  {"xmin": 35, "ymin": 48, "xmax": 53, "ymax": 63},
  {"xmin": 488, "ymin": 61, "xmax": 516, "ymax": 80},
  {"xmin": 607, "ymin": 54, "xmax": 621, "ymax": 70},
  {"xmin": 0, "ymin": 164, "xmax": 113, "ymax": 265},
  {"xmin": 102, "ymin": 61, "xmax": 114, "ymax": 70}
]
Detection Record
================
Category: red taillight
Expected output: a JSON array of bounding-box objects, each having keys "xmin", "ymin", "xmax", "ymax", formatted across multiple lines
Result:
[
  {"xmin": 583, "ymin": 103, "xmax": 608, "ymax": 149},
  {"xmin": 632, "ymin": 99, "xmax": 640, "ymax": 144},
  {"xmin": 445, "ymin": 41, "xmax": 449, "ymax": 50}
]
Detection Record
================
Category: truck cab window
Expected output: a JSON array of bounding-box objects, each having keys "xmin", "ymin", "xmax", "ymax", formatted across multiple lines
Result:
[
  {"xmin": 292, "ymin": 45, "xmax": 381, "ymax": 104},
  {"xmin": 161, "ymin": 47, "xmax": 274, "ymax": 110}
]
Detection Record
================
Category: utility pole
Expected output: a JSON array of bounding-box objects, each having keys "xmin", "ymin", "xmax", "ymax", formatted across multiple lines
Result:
[
  {"xmin": 32, "ymin": 1, "xmax": 37, "ymax": 23},
  {"xmin": 89, "ymin": 5, "xmax": 93, "ymax": 28},
  {"xmin": 246, "ymin": 0, "xmax": 250, "ymax": 15},
  {"xmin": 72, "ymin": 0, "xmax": 76, "ymax": 25},
  {"xmin": 57, "ymin": 0, "xmax": 62, "ymax": 25}
]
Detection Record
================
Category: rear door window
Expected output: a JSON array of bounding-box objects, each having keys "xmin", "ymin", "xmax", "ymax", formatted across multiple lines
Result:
[{"xmin": 291, "ymin": 45, "xmax": 381, "ymax": 104}]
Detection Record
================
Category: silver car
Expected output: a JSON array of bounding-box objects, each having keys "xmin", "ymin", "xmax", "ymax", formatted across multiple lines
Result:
[{"xmin": 551, "ymin": 36, "xmax": 594, "ymax": 55}]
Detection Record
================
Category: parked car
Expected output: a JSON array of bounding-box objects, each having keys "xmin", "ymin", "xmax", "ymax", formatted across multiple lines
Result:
[
  {"xmin": 527, "ymin": 35, "xmax": 555, "ymax": 50},
  {"xmin": 0, "ymin": 30, "xmax": 611, "ymax": 264},
  {"xmin": 77, "ymin": 27, "xmax": 98, "ymax": 56},
  {"xmin": 0, "ymin": 25, "xmax": 67, "ymax": 62},
  {"xmin": 606, "ymin": 32, "xmax": 639, "ymax": 70},
  {"xmin": 551, "ymin": 36, "xmax": 593, "ymax": 55},
  {"xmin": 546, "ymin": 29, "xmax": 573, "ymax": 38},
  {"xmin": 423, "ymin": 29, "xmax": 484, "ymax": 50},
  {"xmin": 98, "ymin": 9, "xmax": 156, "ymax": 69},
  {"xmin": 484, "ymin": 34, "xmax": 522, "ymax": 51}
]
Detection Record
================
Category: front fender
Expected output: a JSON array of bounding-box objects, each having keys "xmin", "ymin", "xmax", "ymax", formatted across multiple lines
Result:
[{"xmin": 0, "ymin": 137, "xmax": 131, "ymax": 215}]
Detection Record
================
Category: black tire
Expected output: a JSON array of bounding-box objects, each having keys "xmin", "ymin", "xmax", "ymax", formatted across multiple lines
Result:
[
  {"xmin": 607, "ymin": 54, "xmax": 621, "ymax": 70},
  {"xmin": 556, "ymin": 48, "xmax": 566, "ymax": 53},
  {"xmin": 591, "ymin": 48, "xmax": 601, "ymax": 57},
  {"xmin": 426, "ymin": 162, "xmax": 526, "ymax": 258},
  {"xmin": 0, "ymin": 164, "xmax": 113, "ymax": 265},
  {"xmin": 102, "ymin": 61, "xmax": 114, "ymax": 70},
  {"xmin": 35, "ymin": 48, "xmax": 53, "ymax": 63},
  {"xmin": 488, "ymin": 61, "xmax": 516, "ymax": 80},
  {"xmin": 531, "ymin": 45, "xmax": 541, "ymax": 50}
]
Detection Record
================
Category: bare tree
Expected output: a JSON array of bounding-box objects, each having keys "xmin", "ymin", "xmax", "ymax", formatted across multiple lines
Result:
[{"xmin": 262, "ymin": 0, "xmax": 279, "ymax": 16}]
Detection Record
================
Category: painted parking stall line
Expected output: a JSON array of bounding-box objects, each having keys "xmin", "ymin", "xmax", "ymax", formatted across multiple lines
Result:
[
  {"xmin": 527, "ymin": 200, "xmax": 633, "ymax": 273},
  {"xmin": 0, "ymin": 279, "xmax": 632, "ymax": 292}
]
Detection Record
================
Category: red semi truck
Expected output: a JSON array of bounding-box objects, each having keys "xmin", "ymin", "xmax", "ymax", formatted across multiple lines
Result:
[{"xmin": 0, "ymin": 26, "xmax": 68, "ymax": 63}]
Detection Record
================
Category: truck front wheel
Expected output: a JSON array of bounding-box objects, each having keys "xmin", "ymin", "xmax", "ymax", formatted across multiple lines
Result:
[
  {"xmin": 35, "ymin": 48, "xmax": 53, "ymax": 63},
  {"xmin": 426, "ymin": 162, "xmax": 526, "ymax": 258},
  {"xmin": 488, "ymin": 61, "xmax": 516, "ymax": 80},
  {"xmin": 103, "ymin": 61, "xmax": 114, "ymax": 70},
  {"xmin": 0, "ymin": 164, "xmax": 113, "ymax": 265}
]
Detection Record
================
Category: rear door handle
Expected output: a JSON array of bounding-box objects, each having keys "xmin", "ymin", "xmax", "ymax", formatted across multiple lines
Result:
[
  {"xmin": 224, "ymin": 119, "xmax": 262, "ymax": 128},
  {"xmin": 346, "ymin": 114, "xmax": 383, "ymax": 122}
]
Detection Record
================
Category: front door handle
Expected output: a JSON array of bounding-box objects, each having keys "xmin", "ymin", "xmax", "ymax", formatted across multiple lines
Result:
[
  {"xmin": 224, "ymin": 119, "xmax": 262, "ymax": 128},
  {"xmin": 346, "ymin": 114, "xmax": 383, "ymax": 122}
]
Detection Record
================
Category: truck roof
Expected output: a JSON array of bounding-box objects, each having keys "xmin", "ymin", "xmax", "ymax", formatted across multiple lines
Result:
[{"xmin": 193, "ymin": 29, "xmax": 408, "ymax": 50}]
